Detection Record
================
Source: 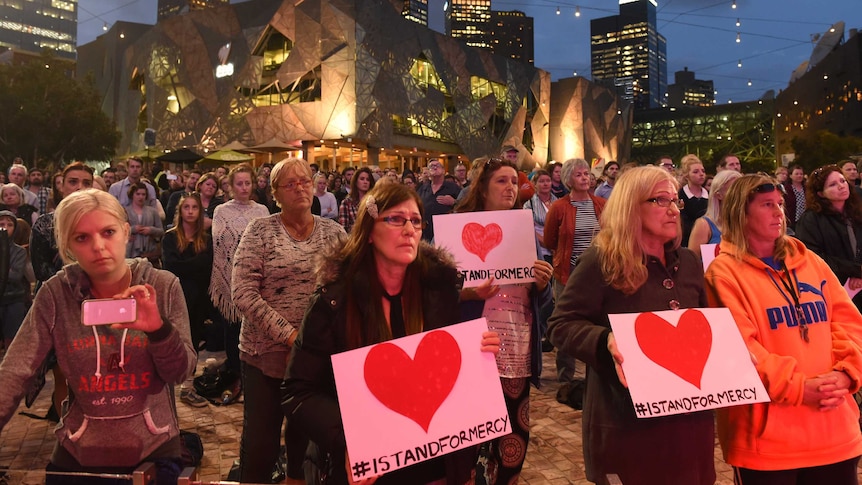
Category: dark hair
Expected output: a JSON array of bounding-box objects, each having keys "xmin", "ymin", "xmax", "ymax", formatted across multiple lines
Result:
[
  {"xmin": 603, "ymin": 161, "xmax": 620, "ymax": 174},
  {"xmin": 127, "ymin": 181, "xmax": 149, "ymax": 200},
  {"xmin": 339, "ymin": 183, "xmax": 426, "ymax": 349},
  {"xmin": 348, "ymin": 167, "xmax": 375, "ymax": 203},
  {"xmin": 101, "ymin": 167, "xmax": 116, "ymax": 176},
  {"xmin": 805, "ymin": 165, "xmax": 862, "ymax": 224},
  {"xmin": 455, "ymin": 158, "xmax": 521, "ymax": 212}
]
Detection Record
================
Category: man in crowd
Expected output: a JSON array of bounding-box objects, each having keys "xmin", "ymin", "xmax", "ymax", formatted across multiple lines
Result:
[
  {"xmin": 25, "ymin": 167, "xmax": 51, "ymax": 215},
  {"xmin": 7, "ymin": 163, "xmax": 38, "ymax": 207},
  {"xmin": 108, "ymin": 157, "xmax": 157, "ymax": 207},
  {"xmin": 594, "ymin": 161, "xmax": 620, "ymax": 199},
  {"xmin": 454, "ymin": 162, "xmax": 468, "ymax": 187},
  {"xmin": 657, "ymin": 156, "xmax": 675, "ymax": 173},
  {"xmin": 717, "ymin": 153, "xmax": 742, "ymax": 172},
  {"xmin": 101, "ymin": 168, "xmax": 117, "ymax": 188},
  {"xmin": 840, "ymin": 160, "xmax": 862, "ymax": 198},
  {"xmin": 417, "ymin": 159, "xmax": 460, "ymax": 242}
]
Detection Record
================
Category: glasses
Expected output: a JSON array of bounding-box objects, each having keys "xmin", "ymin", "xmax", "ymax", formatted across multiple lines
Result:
[
  {"xmin": 278, "ymin": 178, "xmax": 313, "ymax": 190},
  {"xmin": 379, "ymin": 215, "xmax": 426, "ymax": 229},
  {"xmin": 811, "ymin": 165, "xmax": 839, "ymax": 178},
  {"xmin": 645, "ymin": 197, "xmax": 684, "ymax": 209},
  {"xmin": 428, "ymin": 163, "xmax": 443, "ymax": 170}
]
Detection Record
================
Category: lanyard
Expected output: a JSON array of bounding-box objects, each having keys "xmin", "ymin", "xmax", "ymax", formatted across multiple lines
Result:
[{"xmin": 775, "ymin": 262, "xmax": 810, "ymax": 343}]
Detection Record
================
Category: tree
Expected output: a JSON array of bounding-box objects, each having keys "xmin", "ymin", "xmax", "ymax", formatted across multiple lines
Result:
[
  {"xmin": 790, "ymin": 130, "xmax": 862, "ymax": 172},
  {"xmin": 0, "ymin": 52, "xmax": 120, "ymax": 169}
]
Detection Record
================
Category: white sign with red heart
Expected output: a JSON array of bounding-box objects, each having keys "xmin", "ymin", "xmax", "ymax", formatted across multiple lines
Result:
[{"xmin": 433, "ymin": 210, "xmax": 538, "ymax": 288}]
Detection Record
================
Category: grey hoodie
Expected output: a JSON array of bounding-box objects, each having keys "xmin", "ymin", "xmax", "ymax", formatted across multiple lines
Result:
[{"xmin": 0, "ymin": 259, "xmax": 195, "ymax": 468}]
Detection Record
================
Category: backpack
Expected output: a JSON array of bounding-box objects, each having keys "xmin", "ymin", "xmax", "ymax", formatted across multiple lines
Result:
[{"xmin": 193, "ymin": 361, "xmax": 242, "ymax": 405}]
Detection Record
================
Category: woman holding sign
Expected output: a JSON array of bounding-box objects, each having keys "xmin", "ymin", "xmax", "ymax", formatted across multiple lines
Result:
[
  {"xmin": 548, "ymin": 166, "xmax": 715, "ymax": 485},
  {"xmin": 456, "ymin": 158, "xmax": 554, "ymax": 484},
  {"xmin": 705, "ymin": 173, "xmax": 862, "ymax": 483},
  {"xmin": 283, "ymin": 182, "xmax": 499, "ymax": 484}
]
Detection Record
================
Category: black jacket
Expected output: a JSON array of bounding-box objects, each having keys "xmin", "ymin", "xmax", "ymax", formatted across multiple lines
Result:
[
  {"xmin": 795, "ymin": 209, "xmax": 862, "ymax": 284},
  {"xmin": 281, "ymin": 241, "xmax": 474, "ymax": 484}
]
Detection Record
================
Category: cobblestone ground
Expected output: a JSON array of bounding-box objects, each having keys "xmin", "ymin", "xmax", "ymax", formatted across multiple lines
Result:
[{"xmin": 0, "ymin": 349, "xmax": 856, "ymax": 484}]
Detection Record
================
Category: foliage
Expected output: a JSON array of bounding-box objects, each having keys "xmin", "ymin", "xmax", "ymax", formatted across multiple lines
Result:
[
  {"xmin": 0, "ymin": 52, "xmax": 120, "ymax": 171},
  {"xmin": 790, "ymin": 130, "xmax": 862, "ymax": 171}
]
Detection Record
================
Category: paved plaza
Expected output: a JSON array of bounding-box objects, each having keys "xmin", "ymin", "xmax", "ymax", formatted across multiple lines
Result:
[{"xmin": 0, "ymin": 349, "xmax": 856, "ymax": 484}]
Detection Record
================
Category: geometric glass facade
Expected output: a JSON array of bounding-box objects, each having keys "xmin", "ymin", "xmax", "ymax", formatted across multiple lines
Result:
[
  {"xmin": 591, "ymin": 0, "xmax": 666, "ymax": 110},
  {"xmin": 78, "ymin": 0, "xmax": 550, "ymax": 165},
  {"xmin": 0, "ymin": 0, "xmax": 77, "ymax": 59}
]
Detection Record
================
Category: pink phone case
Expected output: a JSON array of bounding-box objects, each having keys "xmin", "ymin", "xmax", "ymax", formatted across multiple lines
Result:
[{"xmin": 81, "ymin": 298, "xmax": 137, "ymax": 326}]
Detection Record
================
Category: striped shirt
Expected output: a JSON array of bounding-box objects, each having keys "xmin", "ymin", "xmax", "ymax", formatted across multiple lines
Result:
[{"xmin": 570, "ymin": 199, "xmax": 600, "ymax": 268}]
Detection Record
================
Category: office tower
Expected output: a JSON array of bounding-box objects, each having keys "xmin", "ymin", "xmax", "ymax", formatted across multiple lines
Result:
[
  {"xmin": 401, "ymin": 0, "xmax": 428, "ymax": 26},
  {"xmin": 591, "ymin": 0, "xmax": 667, "ymax": 110},
  {"xmin": 0, "ymin": 0, "xmax": 77, "ymax": 60},
  {"xmin": 445, "ymin": 0, "xmax": 491, "ymax": 48},
  {"xmin": 158, "ymin": 0, "xmax": 230, "ymax": 21},
  {"xmin": 667, "ymin": 68, "xmax": 715, "ymax": 108},
  {"xmin": 490, "ymin": 10, "xmax": 534, "ymax": 64}
]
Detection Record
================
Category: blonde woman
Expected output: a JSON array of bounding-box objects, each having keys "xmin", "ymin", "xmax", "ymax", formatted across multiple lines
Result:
[
  {"xmin": 677, "ymin": 154, "xmax": 708, "ymax": 246},
  {"xmin": 687, "ymin": 169, "xmax": 742, "ymax": 259},
  {"xmin": 0, "ymin": 189, "xmax": 195, "ymax": 482},
  {"xmin": 548, "ymin": 166, "xmax": 715, "ymax": 485}
]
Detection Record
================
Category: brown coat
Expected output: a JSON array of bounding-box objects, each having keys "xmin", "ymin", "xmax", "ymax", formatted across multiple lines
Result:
[{"xmin": 543, "ymin": 194, "xmax": 606, "ymax": 285}]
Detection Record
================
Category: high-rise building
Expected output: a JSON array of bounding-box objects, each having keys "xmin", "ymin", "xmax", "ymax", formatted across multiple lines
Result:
[
  {"xmin": 591, "ymin": 0, "xmax": 667, "ymax": 110},
  {"xmin": 667, "ymin": 67, "xmax": 715, "ymax": 108},
  {"xmin": 400, "ymin": 0, "xmax": 428, "ymax": 26},
  {"xmin": 490, "ymin": 10, "xmax": 534, "ymax": 65},
  {"xmin": 445, "ymin": 0, "xmax": 491, "ymax": 49},
  {"xmin": 158, "ymin": 0, "xmax": 230, "ymax": 21},
  {"xmin": 0, "ymin": 0, "xmax": 77, "ymax": 60}
]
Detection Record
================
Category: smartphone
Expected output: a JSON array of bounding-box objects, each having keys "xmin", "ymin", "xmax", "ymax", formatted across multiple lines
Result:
[{"xmin": 81, "ymin": 298, "xmax": 137, "ymax": 326}]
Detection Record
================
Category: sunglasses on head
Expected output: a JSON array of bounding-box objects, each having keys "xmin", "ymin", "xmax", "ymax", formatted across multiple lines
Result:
[{"xmin": 752, "ymin": 183, "xmax": 780, "ymax": 194}]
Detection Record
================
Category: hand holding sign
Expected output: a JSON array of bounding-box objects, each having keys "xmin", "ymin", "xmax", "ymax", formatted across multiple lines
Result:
[
  {"xmin": 609, "ymin": 308, "xmax": 768, "ymax": 418},
  {"xmin": 434, "ymin": 211, "xmax": 538, "ymax": 287},
  {"xmin": 332, "ymin": 319, "xmax": 510, "ymax": 481}
]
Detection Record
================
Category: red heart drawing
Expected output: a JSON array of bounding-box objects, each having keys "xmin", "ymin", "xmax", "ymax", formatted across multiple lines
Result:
[
  {"xmin": 714, "ymin": 243, "xmax": 721, "ymax": 258},
  {"xmin": 634, "ymin": 309, "xmax": 712, "ymax": 389},
  {"xmin": 462, "ymin": 223, "xmax": 503, "ymax": 262},
  {"xmin": 363, "ymin": 330, "xmax": 461, "ymax": 432}
]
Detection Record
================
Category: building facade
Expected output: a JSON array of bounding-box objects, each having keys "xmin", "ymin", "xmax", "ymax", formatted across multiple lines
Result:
[
  {"xmin": 490, "ymin": 10, "xmax": 534, "ymax": 65},
  {"xmin": 0, "ymin": 0, "xmax": 77, "ymax": 60},
  {"xmin": 445, "ymin": 0, "xmax": 491, "ymax": 49},
  {"xmin": 399, "ymin": 0, "xmax": 428, "ymax": 26},
  {"xmin": 775, "ymin": 26, "xmax": 862, "ymax": 160},
  {"xmin": 79, "ymin": 0, "xmax": 551, "ymax": 170},
  {"xmin": 157, "ymin": 0, "xmax": 229, "ymax": 21},
  {"xmin": 667, "ymin": 67, "xmax": 714, "ymax": 108},
  {"xmin": 591, "ymin": 0, "xmax": 666, "ymax": 110}
]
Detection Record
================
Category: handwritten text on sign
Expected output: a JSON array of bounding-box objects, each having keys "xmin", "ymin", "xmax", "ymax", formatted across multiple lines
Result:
[
  {"xmin": 608, "ymin": 308, "xmax": 768, "ymax": 418},
  {"xmin": 331, "ymin": 319, "xmax": 510, "ymax": 480},
  {"xmin": 434, "ymin": 211, "xmax": 537, "ymax": 288}
]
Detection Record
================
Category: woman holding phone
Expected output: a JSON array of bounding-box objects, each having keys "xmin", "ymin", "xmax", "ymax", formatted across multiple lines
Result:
[{"xmin": 0, "ymin": 189, "xmax": 195, "ymax": 484}]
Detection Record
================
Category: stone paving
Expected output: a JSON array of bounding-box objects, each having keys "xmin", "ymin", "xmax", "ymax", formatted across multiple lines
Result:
[{"xmin": 0, "ymin": 349, "xmax": 855, "ymax": 484}]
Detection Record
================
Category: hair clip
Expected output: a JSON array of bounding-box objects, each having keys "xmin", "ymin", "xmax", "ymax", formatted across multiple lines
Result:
[{"xmin": 366, "ymin": 194, "xmax": 379, "ymax": 219}]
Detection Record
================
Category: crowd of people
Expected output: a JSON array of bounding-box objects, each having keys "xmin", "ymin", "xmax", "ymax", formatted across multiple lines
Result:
[{"xmin": 0, "ymin": 149, "xmax": 861, "ymax": 485}]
